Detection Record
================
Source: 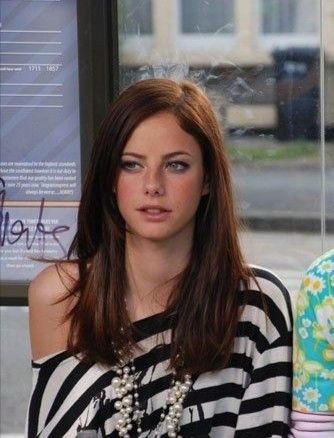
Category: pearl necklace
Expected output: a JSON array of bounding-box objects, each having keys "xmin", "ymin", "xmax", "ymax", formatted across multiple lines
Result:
[{"xmin": 111, "ymin": 358, "xmax": 192, "ymax": 437}]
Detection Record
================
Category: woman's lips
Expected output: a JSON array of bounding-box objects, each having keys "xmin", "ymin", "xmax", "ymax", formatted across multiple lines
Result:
[{"xmin": 137, "ymin": 207, "xmax": 171, "ymax": 221}]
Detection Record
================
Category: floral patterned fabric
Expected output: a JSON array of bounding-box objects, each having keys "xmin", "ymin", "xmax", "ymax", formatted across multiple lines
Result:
[{"xmin": 293, "ymin": 248, "xmax": 334, "ymax": 413}]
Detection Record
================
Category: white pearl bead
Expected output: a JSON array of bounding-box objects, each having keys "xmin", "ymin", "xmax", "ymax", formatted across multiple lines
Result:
[
  {"xmin": 114, "ymin": 400, "xmax": 122, "ymax": 410},
  {"xmin": 180, "ymin": 384, "xmax": 188, "ymax": 393},
  {"xmin": 168, "ymin": 432, "xmax": 177, "ymax": 437},
  {"xmin": 122, "ymin": 396, "xmax": 132, "ymax": 406},
  {"xmin": 125, "ymin": 382, "xmax": 133, "ymax": 391},
  {"xmin": 167, "ymin": 423, "xmax": 175, "ymax": 431},
  {"xmin": 123, "ymin": 366, "xmax": 130, "ymax": 374},
  {"xmin": 112, "ymin": 377, "xmax": 121, "ymax": 388},
  {"xmin": 137, "ymin": 427, "xmax": 142, "ymax": 433},
  {"xmin": 117, "ymin": 417, "xmax": 126, "ymax": 426}
]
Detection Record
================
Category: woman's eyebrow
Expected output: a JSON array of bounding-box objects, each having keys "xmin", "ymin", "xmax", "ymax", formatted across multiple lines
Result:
[{"xmin": 122, "ymin": 151, "xmax": 192, "ymax": 158}]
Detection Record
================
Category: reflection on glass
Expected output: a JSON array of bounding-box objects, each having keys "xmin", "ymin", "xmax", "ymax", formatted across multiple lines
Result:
[
  {"xmin": 324, "ymin": 0, "xmax": 334, "ymax": 252},
  {"xmin": 181, "ymin": 0, "xmax": 234, "ymax": 34},
  {"xmin": 119, "ymin": 0, "xmax": 152, "ymax": 35},
  {"xmin": 262, "ymin": 0, "xmax": 317, "ymax": 34},
  {"xmin": 117, "ymin": 0, "xmax": 329, "ymax": 293},
  {"xmin": 273, "ymin": 48, "xmax": 319, "ymax": 140}
]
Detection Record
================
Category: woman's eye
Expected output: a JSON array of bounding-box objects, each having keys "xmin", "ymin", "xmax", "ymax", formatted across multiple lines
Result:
[
  {"xmin": 120, "ymin": 161, "xmax": 141, "ymax": 171},
  {"xmin": 167, "ymin": 161, "xmax": 189, "ymax": 171}
]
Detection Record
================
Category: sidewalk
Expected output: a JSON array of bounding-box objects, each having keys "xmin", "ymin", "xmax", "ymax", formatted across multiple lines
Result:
[
  {"xmin": 240, "ymin": 229, "xmax": 334, "ymax": 296},
  {"xmin": 230, "ymin": 136, "xmax": 334, "ymax": 231}
]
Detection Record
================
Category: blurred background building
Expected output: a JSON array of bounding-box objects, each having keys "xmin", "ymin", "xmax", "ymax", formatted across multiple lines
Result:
[{"xmin": 119, "ymin": 0, "xmax": 334, "ymax": 135}]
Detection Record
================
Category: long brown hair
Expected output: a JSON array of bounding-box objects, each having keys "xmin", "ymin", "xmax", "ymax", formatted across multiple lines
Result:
[{"xmin": 61, "ymin": 78, "xmax": 251, "ymax": 375}]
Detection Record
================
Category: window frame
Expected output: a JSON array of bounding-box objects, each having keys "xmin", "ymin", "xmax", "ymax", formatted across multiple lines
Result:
[
  {"xmin": 256, "ymin": 0, "xmax": 319, "ymax": 50},
  {"xmin": 117, "ymin": 0, "xmax": 154, "ymax": 64},
  {"xmin": 176, "ymin": 0, "xmax": 236, "ymax": 53}
]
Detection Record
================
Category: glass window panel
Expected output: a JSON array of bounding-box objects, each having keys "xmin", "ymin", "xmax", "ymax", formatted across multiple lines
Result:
[
  {"xmin": 1, "ymin": 307, "xmax": 31, "ymax": 434},
  {"xmin": 181, "ymin": 0, "xmax": 234, "ymax": 34},
  {"xmin": 324, "ymin": 0, "xmax": 334, "ymax": 252},
  {"xmin": 262, "ymin": 0, "xmax": 317, "ymax": 34},
  {"xmin": 119, "ymin": 0, "xmax": 152, "ymax": 35},
  {"xmin": 118, "ymin": 0, "xmax": 325, "ymax": 300}
]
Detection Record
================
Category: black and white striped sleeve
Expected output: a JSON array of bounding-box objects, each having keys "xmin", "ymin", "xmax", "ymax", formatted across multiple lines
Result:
[
  {"xmin": 235, "ymin": 268, "xmax": 293, "ymax": 437},
  {"xmin": 25, "ymin": 351, "xmax": 105, "ymax": 438}
]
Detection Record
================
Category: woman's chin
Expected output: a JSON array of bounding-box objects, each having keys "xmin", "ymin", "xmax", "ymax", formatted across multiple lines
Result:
[
  {"xmin": 125, "ymin": 224, "xmax": 181, "ymax": 243},
  {"xmin": 125, "ymin": 219, "xmax": 195, "ymax": 244},
  {"xmin": 127, "ymin": 231, "xmax": 172, "ymax": 243}
]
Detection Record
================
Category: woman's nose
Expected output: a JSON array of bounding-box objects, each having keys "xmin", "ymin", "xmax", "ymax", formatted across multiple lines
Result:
[{"xmin": 144, "ymin": 168, "xmax": 165, "ymax": 196}]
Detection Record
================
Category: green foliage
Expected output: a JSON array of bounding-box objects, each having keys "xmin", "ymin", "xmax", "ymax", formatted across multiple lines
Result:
[{"xmin": 228, "ymin": 140, "xmax": 319, "ymax": 162}]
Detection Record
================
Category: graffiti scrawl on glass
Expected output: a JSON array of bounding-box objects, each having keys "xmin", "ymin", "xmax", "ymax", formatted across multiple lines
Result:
[{"xmin": 0, "ymin": 177, "xmax": 70, "ymax": 255}]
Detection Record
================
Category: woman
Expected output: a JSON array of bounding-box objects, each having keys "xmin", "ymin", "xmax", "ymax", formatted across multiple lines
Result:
[
  {"xmin": 291, "ymin": 249, "xmax": 334, "ymax": 437},
  {"xmin": 27, "ymin": 79, "xmax": 292, "ymax": 437}
]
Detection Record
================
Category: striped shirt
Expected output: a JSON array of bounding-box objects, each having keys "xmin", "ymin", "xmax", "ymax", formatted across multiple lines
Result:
[{"xmin": 26, "ymin": 267, "xmax": 293, "ymax": 437}]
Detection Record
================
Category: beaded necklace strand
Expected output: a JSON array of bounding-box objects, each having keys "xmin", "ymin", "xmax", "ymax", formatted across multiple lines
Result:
[{"xmin": 111, "ymin": 357, "xmax": 192, "ymax": 437}]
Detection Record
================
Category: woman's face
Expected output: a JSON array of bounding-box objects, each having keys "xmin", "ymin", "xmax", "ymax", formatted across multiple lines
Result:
[{"xmin": 115, "ymin": 112, "xmax": 208, "ymax": 243}]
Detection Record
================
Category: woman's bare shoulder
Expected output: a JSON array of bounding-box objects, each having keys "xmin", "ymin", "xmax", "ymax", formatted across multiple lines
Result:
[
  {"xmin": 28, "ymin": 262, "xmax": 80, "ymax": 360},
  {"xmin": 29, "ymin": 262, "xmax": 79, "ymax": 299}
]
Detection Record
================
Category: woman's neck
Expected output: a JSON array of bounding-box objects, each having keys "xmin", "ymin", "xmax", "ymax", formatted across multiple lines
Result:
[{"xmin": 124, "ymin": 233, "xmax": 192, "ymax": 321}]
